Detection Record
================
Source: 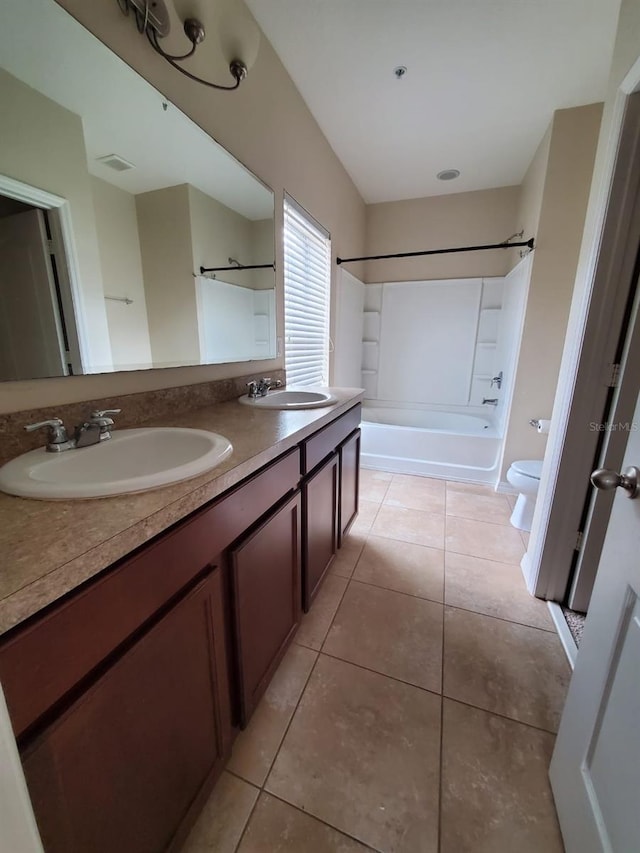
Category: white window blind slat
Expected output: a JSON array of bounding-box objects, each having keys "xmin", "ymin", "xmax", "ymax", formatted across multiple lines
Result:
[{"xmin": 284, "ymin": 198, "xmax": 331, "ymax": 387}]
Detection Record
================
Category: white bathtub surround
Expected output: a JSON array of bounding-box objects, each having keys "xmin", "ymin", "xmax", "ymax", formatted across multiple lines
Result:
[
  {"xmin": 361, "ymin": 403, "xmax": 501, "ymax": 483},
  {"xmin": 363, "ymin": 278, "xmax": 505, "ymax": 408}
]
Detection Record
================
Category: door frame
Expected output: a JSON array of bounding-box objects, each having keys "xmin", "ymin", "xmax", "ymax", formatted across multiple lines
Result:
[
  {"xmin": 523, "ymin": 54, "xmax": 640, "ymax": 601},
  {"xmin": 0, "ymin": 174, "xmax": 88, "ymax": 373}
]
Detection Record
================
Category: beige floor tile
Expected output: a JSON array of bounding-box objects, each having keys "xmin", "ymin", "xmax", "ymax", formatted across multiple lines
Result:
[
  {"xmin": 352, "ymin": 534, "xmax": 444, "ymax": 602},
  {"xmin": 227, "ymin": 644, "xmax": 318, "ymax": 786},
  {"xmin": 441, "ymin": 699, "xmax": 564, "ymax": 853},
  {"xmin": 445, "ymin": 489, "xmax": 513, "ymax": 525},
  {"xmin": 180, "ymin": 771, "xmax": 259, "ymax": 853},
  {"xmin": 237, "ymin": 793, "xmax": 374, "ymax": 852},
  {"xmin": 328, "ymin": 532, "xmax": 367, "ymax": 579},
  {"xmin": 384, "ymin": 475, "xmax": 446, "ymax": 513},
  {"xmin": 446, "ymin": 480, "xmax": 496, "ymax": 496},
  {"xmin": 392, "ymin": 473, "xmax": 445, "ymax": 492},
  {"xmin": 371, "ymin": 504, "xmax": 445, "ymax": 549},
  {"xmin": 350, "ymin": 499, "xmax": 379, "ymax": 534},
  {"xmin": 358, "ymin": 469, "xmax": 392, "ymax": 504},
  {"xmin": 506, "ymin": 492, "xmax": 518, "ymax": 509},
  {"xmin": 294, "ymin": 575, "xmax": 348, "ymax": 651},
  {"xmin": 445, "ymin": 552, "xmax": 554, "ymax": 631},
  {"xmin": 266, "ymin": 655, "xmax": 441, "ymax": 853},
  {"xmin": 323, "ymin": 581, "xmax": 443, "ymax": 692},
  {"xmin": 443, "ymin": 607, "xmax": 570, "ymax": 732},
  {"xmin": 360, "ymin": 467, "xmax": 393, "ymax": 484},
  {"xmin": 445, "ymin": 515, "xmax": 525, "ymax": 563}
]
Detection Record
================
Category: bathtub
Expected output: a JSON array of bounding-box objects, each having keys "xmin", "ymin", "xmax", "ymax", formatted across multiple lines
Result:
[{"xmin": 360, "ymin": 404, "xmax": 502, "ymax": 483}]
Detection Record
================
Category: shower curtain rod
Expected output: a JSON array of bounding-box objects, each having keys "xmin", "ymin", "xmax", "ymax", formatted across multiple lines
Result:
[
  {"xmin": 199, "ymin": 263, "xmax": 275, "ymax": 274},
  {"xmin": 336, "ymin": 237, "xmax": 535, "ymax": 266}
]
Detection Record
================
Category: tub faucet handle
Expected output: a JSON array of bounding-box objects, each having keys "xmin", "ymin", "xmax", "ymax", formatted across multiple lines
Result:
[{"xmin": 491, "ymin": 371, "xmax": 503, "ymax": 389}]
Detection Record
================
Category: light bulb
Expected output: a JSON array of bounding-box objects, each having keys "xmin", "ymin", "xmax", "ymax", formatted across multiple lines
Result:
[{"xmin": 216, "ymin": 0, "xmax": 260, "ymax": 75}]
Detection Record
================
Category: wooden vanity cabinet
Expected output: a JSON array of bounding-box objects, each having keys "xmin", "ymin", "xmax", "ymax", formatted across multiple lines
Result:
[
  {"xmin": 338, "ymin": 428, "xmax": 361, "ymax": 545},
  {"xmin": 302, "ymin": 453, "xmax": 339, "ymax": 611},
  {"xmin": 230, "ymin": 491, "xmax": 302, "ymax": 726},
  {"xmin": 300, "ymin": 404, "xmax": 361, "ymax": 611},
  {"xmin": 20, "ymin": 571, "xmax": 228, "ymax": 853},
  {"xmin": 0, "ymin": 404, "xmax": 361, "ymax": 850}
]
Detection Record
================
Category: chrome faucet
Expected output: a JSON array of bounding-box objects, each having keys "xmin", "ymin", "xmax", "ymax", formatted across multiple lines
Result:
[
  {"xmin": 25, "ymin": 409, "xmax": 121, "ymax": 452},
  {"xmin": 490, "ymin": 371, "xmax": 503, "ymax": 389},
  {"xmin": 246, "ymin": 377, "xmax": 283, "ymax": 398},
  {"xmin": 74, "ymin": 410, "xmax": 121, "ymax": 447},
  {"xmin": 482, "ymin": 398, "xmax": 499, "ymax": 407}
]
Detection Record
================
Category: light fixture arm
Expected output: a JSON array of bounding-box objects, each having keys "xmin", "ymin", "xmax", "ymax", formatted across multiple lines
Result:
[{"xmin": 116, "ymin": 0, "xmax": 249, "ymax": 91}]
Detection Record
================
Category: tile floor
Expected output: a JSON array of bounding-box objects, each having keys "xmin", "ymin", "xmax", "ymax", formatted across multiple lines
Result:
[{"xmin": 181, "ymin": 470, "xmax": 571, "ymax": 853}]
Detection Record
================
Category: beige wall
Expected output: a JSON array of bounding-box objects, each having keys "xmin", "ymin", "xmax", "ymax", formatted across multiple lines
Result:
[
  {"xmin": 0, "ymin": 69, "xmax": 113, "ymax": 375},
  {"xmin": 364, "ymin": 187, "xmax": 520, "ymax": 283},
  {"xmin": 91, "ymin": 177, "xmax": 152, "ymax": 370},
  {"xmin": 136, "ymin": 185, "xmax": 199, "ymax": 367},
  {"xmin": 187, "ymin": 185, "xmax": 270, "ymax": 290},
  {"xmin": 0, "ymin": 0, "xmax": 366, "ymax": 413},
  {"xmin": 251, "ymin": 218, "xmax": 276, "ymax": 291},
  {"xmin": 499, "ymin": 103, "xmax": 604, "ymax": 479}
]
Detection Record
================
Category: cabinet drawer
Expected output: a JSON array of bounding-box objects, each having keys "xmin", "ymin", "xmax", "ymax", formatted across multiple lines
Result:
[
  {"xmin": 301, "ymin": 405, "xmax": 361, "ymax": 474},
  {"xmin": 204, "ymin": 447, "xmax": 300, "ymax": 554}
]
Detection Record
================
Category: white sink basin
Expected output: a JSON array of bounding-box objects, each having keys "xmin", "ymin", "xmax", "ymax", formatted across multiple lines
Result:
[
  {"xmin": 0, "ymin": 428, "xmax": 233, "ymax": 500},
  {"xmin": 238, "ymin": 388, "xmax": 337, "ymax": 410}
]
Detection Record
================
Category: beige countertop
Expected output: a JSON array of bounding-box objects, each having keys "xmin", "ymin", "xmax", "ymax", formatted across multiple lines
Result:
[{"xmin": 0, "ymin": 388, "xmax": 363, "ymax": 637}]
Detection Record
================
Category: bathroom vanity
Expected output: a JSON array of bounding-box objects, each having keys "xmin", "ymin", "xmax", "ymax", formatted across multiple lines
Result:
[{"xmin": 0, "ymin": 391, "xmax": 362, "ymax": 853}]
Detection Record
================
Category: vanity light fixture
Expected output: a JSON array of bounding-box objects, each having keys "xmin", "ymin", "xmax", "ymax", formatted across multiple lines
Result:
[{"xmin": 116, "ymin": 0, "xmax": 260, "ymax": 90}]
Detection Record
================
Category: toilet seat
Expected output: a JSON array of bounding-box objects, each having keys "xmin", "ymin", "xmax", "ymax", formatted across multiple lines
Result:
[{"xmin": 511, "ymin": 460, "xmax": 543, "ymax": 479}]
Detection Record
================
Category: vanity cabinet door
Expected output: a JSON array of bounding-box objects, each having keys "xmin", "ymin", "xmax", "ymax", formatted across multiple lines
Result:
[
  {"xmin": 231, "ymin": 491, "xmax": 302, "ymax": 726},
  {"xmin": 21, "ymin": 570, "xmax": 230, "ymax": 853},
  {"xmin": 303, "ymin": 452, "xmax": 339, "ymax": 611},
  {"xmin": 339, "ymin": 429, "xmax": 360, "ymax": 546}
]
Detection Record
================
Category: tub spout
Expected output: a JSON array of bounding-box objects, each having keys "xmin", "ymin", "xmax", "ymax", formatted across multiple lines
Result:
[{"xmin": 482, "ymin": 398, "xmax": 499, "ymax": 406}]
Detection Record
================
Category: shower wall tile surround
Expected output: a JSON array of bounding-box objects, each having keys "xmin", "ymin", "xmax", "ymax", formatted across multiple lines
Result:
[
  {"xmin": 362, "ymin": 278, "xmax": 504, "ymax": 406},
  {"xmin": 0, "ymin": 369, "xmax": 285, "ymax": 467}
]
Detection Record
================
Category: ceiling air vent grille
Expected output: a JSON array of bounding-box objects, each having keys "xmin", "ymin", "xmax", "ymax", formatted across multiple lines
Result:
[{"xmin": 95, "ymin": 154, "xmax": 136, "ymax": 172}]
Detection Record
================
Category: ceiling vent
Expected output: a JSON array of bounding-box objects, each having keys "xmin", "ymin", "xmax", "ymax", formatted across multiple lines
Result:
[{"xmin": 96, "ymin": 154, "xmax": 136, "ymax": 172}]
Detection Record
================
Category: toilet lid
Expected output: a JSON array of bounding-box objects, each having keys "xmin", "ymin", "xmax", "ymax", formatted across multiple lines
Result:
[{"xmin": 512, "ymin": 460, "xmax": 543, "ymax": 478}]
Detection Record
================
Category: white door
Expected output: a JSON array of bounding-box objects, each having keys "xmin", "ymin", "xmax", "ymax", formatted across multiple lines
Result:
[
  {"xmin": 0, "ymin": 208, "xmax": 67, "ymax": 380},
  {"xmin": 549, "ymin": 389, "xmax": 640, "ymax": 852}
]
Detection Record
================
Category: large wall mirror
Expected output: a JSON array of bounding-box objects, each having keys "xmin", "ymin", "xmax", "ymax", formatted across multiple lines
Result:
[{"xmin": 0, "ymin": 0, "xmax": 276, "ymax": 382}]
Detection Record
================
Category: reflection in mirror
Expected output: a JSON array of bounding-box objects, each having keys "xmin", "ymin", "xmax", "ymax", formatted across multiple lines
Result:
[{"xmin": 0, "ymin": 0, "xmax": 275, "ymax": 382}]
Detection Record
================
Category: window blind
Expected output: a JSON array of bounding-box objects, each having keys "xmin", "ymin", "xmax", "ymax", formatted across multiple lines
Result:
[{"xmin": 283, "ymin": 198, "xmax": 331, "ymax": 386}]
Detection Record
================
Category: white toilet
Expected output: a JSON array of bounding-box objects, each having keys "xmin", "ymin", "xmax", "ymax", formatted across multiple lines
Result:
[{"xmin": 506, "ymin": 460, "xmax": 543, "ymax": 531}]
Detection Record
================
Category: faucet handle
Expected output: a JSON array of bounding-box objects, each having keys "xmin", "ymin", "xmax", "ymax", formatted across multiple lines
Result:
[
  {"xmin": 24, "ymin": 418, "xmax": 70, "ymax": 448},
  {"xmin": 90, "ymin": 409, "xmax": 121, "ymax": 419},
  {"xmin": 25, "ymin": 417, "xmax": 64, "ymax": 433},
  {"xmin": 89, "ymin": 409, "xmax": 120, "ymax": 428},
  {"xmin": 25, "ymin": 418, "xmax": 68, "ymax": 440}
]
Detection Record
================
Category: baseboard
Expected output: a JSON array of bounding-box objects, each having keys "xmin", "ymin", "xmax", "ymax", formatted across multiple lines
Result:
[
  {"xmin": 547, "ymin": 602, "xmax": 577, "ymax": 670},
  {"xmin": 495, "ymin": 480, "xmax": 517, "ymax": 494}
]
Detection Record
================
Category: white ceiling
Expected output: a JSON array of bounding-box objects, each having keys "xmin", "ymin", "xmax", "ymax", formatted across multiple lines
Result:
[{"xmin": 245, "ymin": 0, "xmax": 622, "ymax": 203}]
